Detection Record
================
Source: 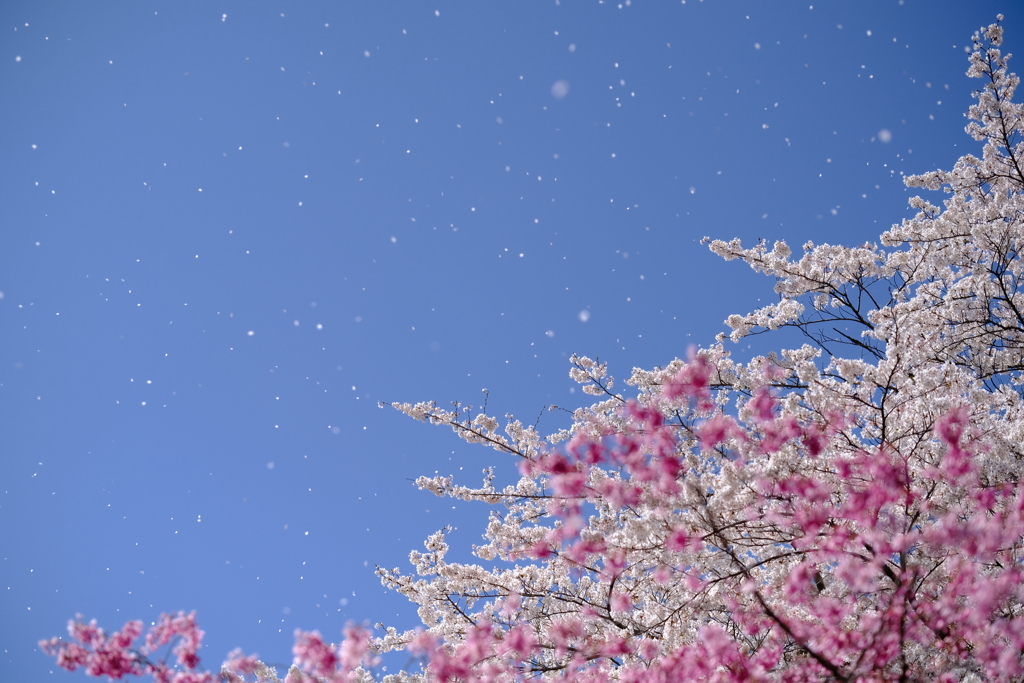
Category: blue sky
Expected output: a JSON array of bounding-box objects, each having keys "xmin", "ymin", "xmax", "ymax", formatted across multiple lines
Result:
[{"xmin": 1, "ymin": 1, "xmax": 1014, "ymax": 679}]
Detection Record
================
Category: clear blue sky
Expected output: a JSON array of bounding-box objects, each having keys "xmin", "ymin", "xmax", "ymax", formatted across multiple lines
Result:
[{"xmin": 1, "ymin": 1, "xmax": 1013, "ymax": 679}]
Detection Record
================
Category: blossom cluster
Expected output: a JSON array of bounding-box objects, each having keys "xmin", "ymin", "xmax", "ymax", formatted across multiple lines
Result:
[
  {"xmin": 41, "ymin": 616, "xmax": 378, "ymax": 683},
  {"xmin": 39, "ymin": 611, "xmax": 215, "ymax": 683}
]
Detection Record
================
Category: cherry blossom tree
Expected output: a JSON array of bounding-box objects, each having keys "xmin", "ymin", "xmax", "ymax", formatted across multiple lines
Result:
[{"xmin": 43, "ymin": 17, "xmax": 1024, "ymax": 683}]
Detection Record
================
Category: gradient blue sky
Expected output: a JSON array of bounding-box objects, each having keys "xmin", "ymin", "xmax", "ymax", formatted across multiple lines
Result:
[{"xmin": 2, "ymin": 1, "xmax": 1015, "ymax": 679}]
